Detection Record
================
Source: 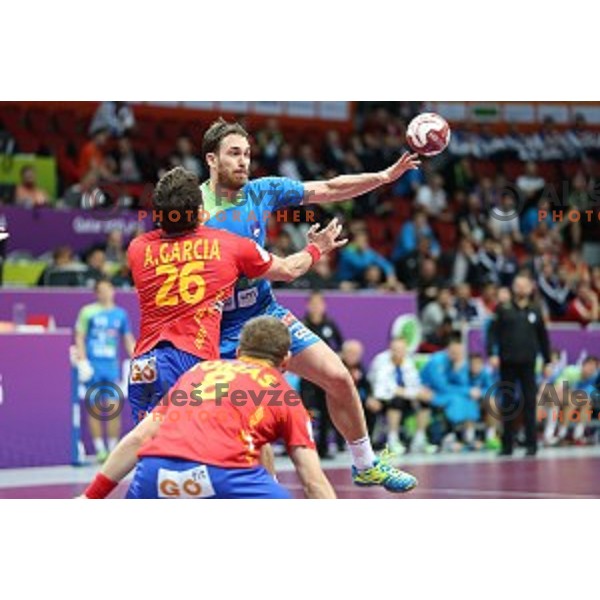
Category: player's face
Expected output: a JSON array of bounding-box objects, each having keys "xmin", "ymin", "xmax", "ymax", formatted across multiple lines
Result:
[
  {"xmin": 215, "ymin": 134, "xmax": 251, "ymax": 191},
  {"xmin": 96, "ymin": 282, "xmax": 114, "ymax": 305},
  {"xmin": 342, "ymin": 342, "xmax": 363, "ymax": 367},
  {"xmin": 582, "ymin": 361, "xmax": 597, "ymax": 379},
  {"xmin": 513, "ymin": 277, "xmax": 533, "ymax": 300},
  {"xmin": 307, "ymin": 295, "xmax": 326, "ymax": 317},
  {"xmin": 390, "ymin": 340, "xmax": 407, "ymax": 363},
  {"xmin": 448, "ymin": 343, "xmax": 464, "ymax": 365},
  {"xmin": 470, "ymin": 358, "xmax": 483, "ymax": 375}
]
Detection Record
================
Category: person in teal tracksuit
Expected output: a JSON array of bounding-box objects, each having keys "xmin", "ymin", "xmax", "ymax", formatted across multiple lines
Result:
[
  {"xmin": 421, "ymin": 336, "xmax": 482, "ymax": 446},
  {"xmin": 469, "ymin": 353, "xmax": 499, "ymax": 449}
]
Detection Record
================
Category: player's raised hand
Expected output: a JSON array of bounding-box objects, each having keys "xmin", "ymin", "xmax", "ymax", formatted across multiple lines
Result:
[
  {"xmin": 307, "ymin": 218, "xmax": 348, "ymax": 255},
  {"xmin": 382, "ymin": 152, "xmax": 421, "ymax": 184}
]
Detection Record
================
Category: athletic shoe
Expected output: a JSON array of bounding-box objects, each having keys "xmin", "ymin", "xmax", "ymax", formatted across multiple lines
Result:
[
  {"xmin": 485, "ymin": 437, "xmax": 502, "ymax": 451},
  {"xmin": 352, "ymin": 448, "xmax": 418, "ymax": 493},
  {"xmin": 96, "ymin": 450, "xmax": 109, "ymax": 464},
  {"xmin": 410, "ymin": 440, "xmax": 438, "ymax": 455}
]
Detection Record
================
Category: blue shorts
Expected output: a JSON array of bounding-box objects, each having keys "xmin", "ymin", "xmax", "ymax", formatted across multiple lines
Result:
[
  {"xmin": 220, "ymin": 301, "xmax": 320, "ymax": 359},
  {"xmin": 128, "ymin": 343, "xmax": 201, "ymax": 424},
  {"xmin": 126, "ymin": 457, "xmax": 292, "ymax": 499},
  {"xmin": 85, "ymin": 364, "xmax": 121, "ymax": 406},
  {"xmin": 88, "ymin": 360, "xmax": 120, "ymax": 386}
]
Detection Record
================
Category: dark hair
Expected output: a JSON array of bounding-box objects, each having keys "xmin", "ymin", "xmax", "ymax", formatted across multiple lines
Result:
[
  {"xmin": 583, "ymin": 356, "xmax": 599, "ymax": 366},
  {"xmin": 52, "ymin": 246, "xmax": 73, "ymax": 261},
  {"xmin": 20, "ymin": 164, "xmax": 34, "ymax": 177},
  {"xmin": 94, "ymin": 277, "xmax": 113, "ymax": 291},
  {"xmin": 239, "ymin": 316, "xmax": 291, "ymax": 366},
  {"xmin": 202, "ymin": 118, "xmax": 249, "ymax": 159},
  {"xmin": 153, "ymin": 167, "xmax": 202, "ymax": 234},
  {"xmin": 91, "ymin": 126, "xmax": 109, "ymax": 138},
  {"xmin": 469, "ymin": 352, "xmax": 483, "ymax": 361},
  {"xmin": 447, "ymin": 333, "xmax": 463, "ymax": 346}
]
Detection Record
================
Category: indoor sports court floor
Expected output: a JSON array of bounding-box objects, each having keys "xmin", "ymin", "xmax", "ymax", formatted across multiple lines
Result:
[{"xmin": 2, "ymin": 446, "xmax": 600, "ymax": 499}]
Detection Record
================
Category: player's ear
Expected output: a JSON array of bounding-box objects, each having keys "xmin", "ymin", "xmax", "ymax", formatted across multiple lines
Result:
[
  {"xmin": 206, "ymin": 152, "xmax": 217, "ymax": 170},
  {"xmin": 279, "ymin": 352, "xmax": 292, "ymax": 373},
  {"xmin": 235, "ymin": 347, "xmax": 241, "ymax": 359}
]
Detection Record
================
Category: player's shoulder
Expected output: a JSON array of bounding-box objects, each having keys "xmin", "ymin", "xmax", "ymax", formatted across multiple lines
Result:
[
  {"xmin": 200, "ymin": 225, "xmax": 251, "ymax": 246},
  {"xmin": 246, "ymin": 176, "xmax": 304, "ymax": 196},
  {"xmin": 128, "ymin": 230, "xmax": 160, "ymax": 251},
  {"xmin": 79, "ymin": 302, "xmax": 99, "ymax": 315},
  {"xmin": 76, "ymin": 302, "xmax": 99, "ymax": 324},
  {"xmin": 371, "ymin": 349, "xmax": 391, "ymax": 365}
]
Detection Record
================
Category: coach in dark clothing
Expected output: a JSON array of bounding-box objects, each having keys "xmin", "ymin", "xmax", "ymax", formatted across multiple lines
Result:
[
  {"xmin": 300, "ymin": 291, "xmax": 344, "ymax": 458},
  {"xmin": 487, "ymin": 275, "xmax": 551, "ymax": 457}
]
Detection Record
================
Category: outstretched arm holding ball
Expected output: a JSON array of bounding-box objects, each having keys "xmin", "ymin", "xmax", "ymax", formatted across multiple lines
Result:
[
  {"xmin": 301, "ymin": 113, "xmax": 450, "ymax": 206},
  {"xmin": 303, "ymin": 152, "xmax": 421, "ymax": 205}
]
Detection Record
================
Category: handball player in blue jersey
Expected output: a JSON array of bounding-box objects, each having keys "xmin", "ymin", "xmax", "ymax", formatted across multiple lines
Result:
[{"xmin": 200, "ymin": 119, "xmax": 421, "ymax": 492}]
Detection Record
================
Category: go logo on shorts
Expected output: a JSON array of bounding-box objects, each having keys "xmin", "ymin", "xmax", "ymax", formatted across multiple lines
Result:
[{"xmin": 157, "ymin": 465, "xmax": 216, "ymax": 499}]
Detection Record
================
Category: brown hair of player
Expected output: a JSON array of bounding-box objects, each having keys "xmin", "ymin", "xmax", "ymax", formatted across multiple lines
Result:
[
  {"xmin": 202, "ymin": 117, "xmax": 250, "ymax": 159},
  {"xmin": 238, "ymin": 317, "xmax": 292, "ymax": 368},
  {"xmin": 153, "ymin": 166, "xmax": 203, "ymax": 234}
]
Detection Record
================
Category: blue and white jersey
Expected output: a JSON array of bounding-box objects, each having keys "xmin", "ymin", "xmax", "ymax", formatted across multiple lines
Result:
[
  {"xmin": 76, "ymin": 303, "xmax": 131, "ymax": 379},
  {"xmin": 201, "ymin": 177, "xmax": 305, "ymax": 337}
]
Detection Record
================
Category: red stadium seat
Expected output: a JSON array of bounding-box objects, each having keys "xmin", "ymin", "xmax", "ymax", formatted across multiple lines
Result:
[
  {"xmin": 57, "ymin": 150, "xmax": 81, "ymax": 187},
  {"xmin": 26, "ymin": 109, "xmax": 54, "ymax": 135},
  {"xmin": 432, "ymin": 221, "xmax": 458, "ymax": 252},
  {"xmin": 134, "ymin": 119, "xmax": 158, "ymax": 143},
  {"xmin": 538, "ymin": 162, "xmax": 559, "ymax": 182},
  {"xmin": 366, "ymin": 216, "xmax": 388, "ymax": 244},
  {"xmin": 561, "ymin": 160, "xmax": 581, "ymax": 180},
  {"xmin": 391, "ymin": 197, "xmax": 412, "ymax": 221},
  {"xmin": 14, "ymin": 133, "xmax": 41, "ymax": 154},
  {"xmin": 158, "ymin": 120, "xmax": 184, "ymax": 142},
  {"xmin": 54, "ymin": 110, "xmax": 83, "ymax": 137},
  {"xmin": 503, "ymin": 159, "xmax": 524, "ymax": 180},
  {"xmin": 0, "ymin": 104, "xmax": 26, "ymax": 129},
  {"xmin": 472, "ymin": 159, "xmax": 496, "ymax": 178}
]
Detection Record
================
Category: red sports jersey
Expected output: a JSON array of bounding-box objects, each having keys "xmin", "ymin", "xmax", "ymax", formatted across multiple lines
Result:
[
  {"xmin": 138, "ymin": 359, "xmax": 316, "ymax": 467},
  {"xmin": 128, "ymin": 226, "xmax": 273, "ymax": 360}
]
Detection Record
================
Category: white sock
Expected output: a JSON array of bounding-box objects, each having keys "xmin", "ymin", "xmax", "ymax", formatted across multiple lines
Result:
[
  {"xmin": 93, "ymin": 438, "xmax": 106, "ymax": 454},
  {"xmin": 573, "ymin": 423, "xmax": 585, "ymax": 441},
  {"xmin": 413, "ymin": 430, "xmax": 426, "ymax": 448},
  {"xmin": 107, "ymin": 437, "xmax": 119, "ymax": 452},
  {"xmin": 464, "ymin": 426, "xmax": 475, "ymax": 445},
  {"xmin": 349, "ymin": 436, "xmax": 376, "ymax": 471},
  {"xmin": 557, "ymin": 425, "xmax": 568, "ymax": 440},
  {"xmin": 387, "ymin": 431, "xmax": 400, "ymax": 447},
  {"xmin": 486, "ymin": 427, "xmax": 496, "ymax": 442},
  {"xmin": 544, "ymin": 409, "xmax": 557, "ymax": 441}
]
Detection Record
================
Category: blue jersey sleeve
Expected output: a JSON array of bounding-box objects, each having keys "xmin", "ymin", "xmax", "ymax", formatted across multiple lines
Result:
[
  {"xmin": 119, "ymin": 309, "xmax": 132, "ymax": 336},
  {"xmin": 251, "ymin": 177, "xmax": 306, "ymax": 212}
]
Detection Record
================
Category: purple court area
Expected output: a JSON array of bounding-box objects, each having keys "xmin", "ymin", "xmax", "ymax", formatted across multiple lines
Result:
[{"xmin": 2, "ymin": 456, "xmax": 600, "ymax": 499}]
